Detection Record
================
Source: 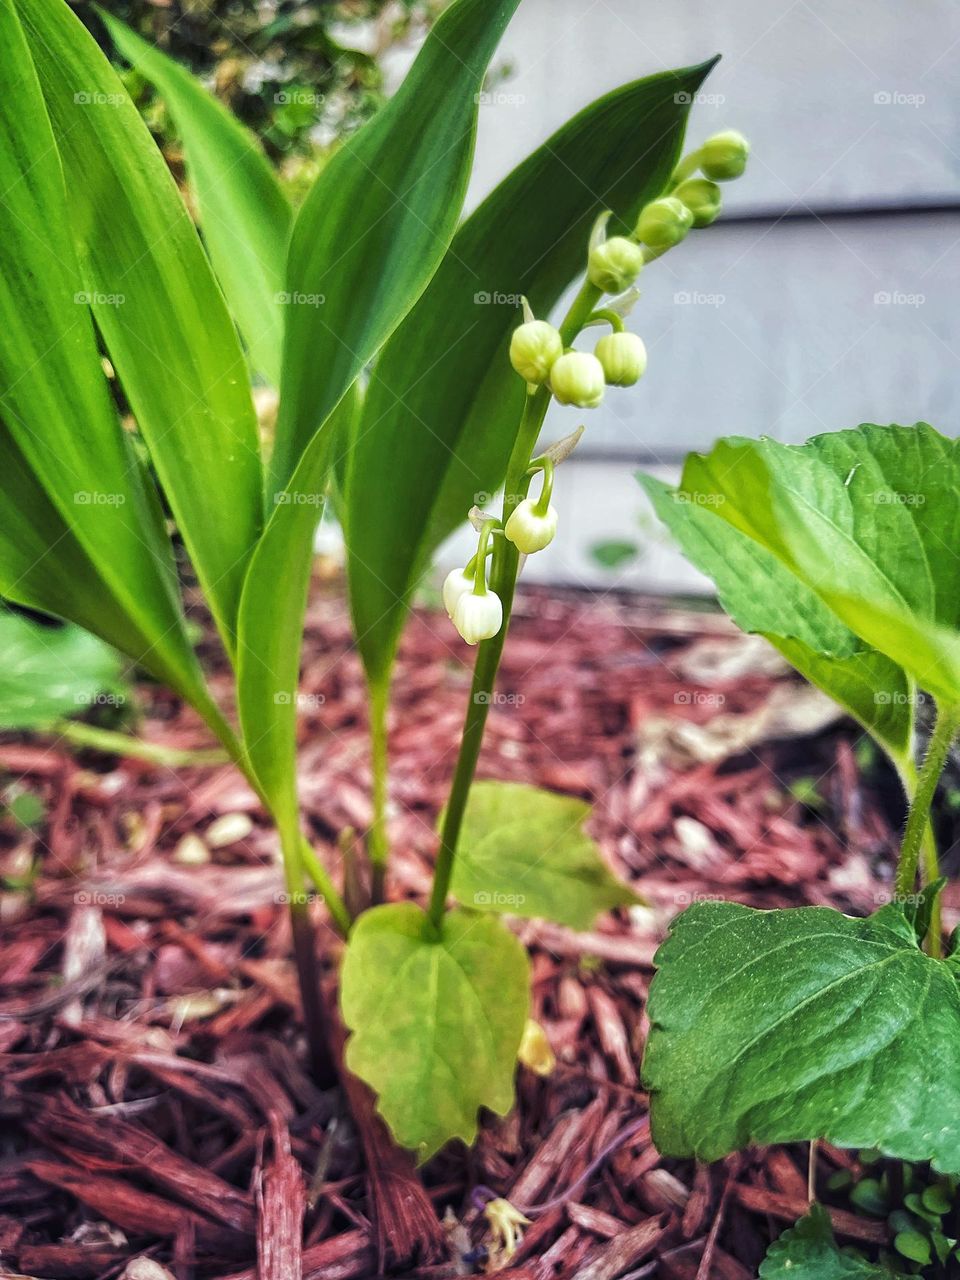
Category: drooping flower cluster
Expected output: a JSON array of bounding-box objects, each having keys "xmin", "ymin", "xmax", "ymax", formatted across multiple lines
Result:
[{"xmin": 446, "ymin": 130, "xmax": 750, "ymax": 645}]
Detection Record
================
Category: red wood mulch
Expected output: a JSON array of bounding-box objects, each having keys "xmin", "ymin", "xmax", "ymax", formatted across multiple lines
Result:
[{"xmin": 0, "ymin": 583, "xmax": 938, "ymax": 1280}]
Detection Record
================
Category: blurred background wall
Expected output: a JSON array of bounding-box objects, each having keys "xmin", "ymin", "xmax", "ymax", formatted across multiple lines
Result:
[{"xmin": 422, "ymin": 0, "xmax": 959, "ymax": 593}]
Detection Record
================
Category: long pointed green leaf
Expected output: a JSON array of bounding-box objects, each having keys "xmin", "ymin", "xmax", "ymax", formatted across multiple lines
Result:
[
  {"xmin": 237, "ymin": 0, "xmax": 519, "ymax": 822},
  {"xmin": 21, "ymin": 0, "xmax": 265, "ymax": 657},
  {"xmin": 101, "ymin": 12, "xmax": 292, "ymax": 388},
  {"xmin": 270, "ymin": 0, "xmax": 522, "ymax": 491},
  {"xmin": 0, "ymin": 0, "xmax": 204, "ymax": 704},
  {"xmin": 346, "ymin": 60, "xmax": 718, "ymax": 687}
]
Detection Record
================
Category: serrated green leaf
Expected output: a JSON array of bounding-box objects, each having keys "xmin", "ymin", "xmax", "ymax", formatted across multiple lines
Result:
[
  {"xmin": 643, "ymin": 901, "xmax": 960, "ymax": 1172},
  {"xmin": 270, "ymin": 0, "xmax": 522, "ymax": 491},
  {"xmin": 348, "ymin": 59, "xmax": 718, "ymax": 687},
  {"xmin": 760, "ymin": 1205, "xmax": 906, "ymax": 1279},
  {"xmin": 448, "ymin": 781, "xmax": 638, "ymax": 929},
  {"xmin": 638, "ymin": 473, "xmax": 914, "ymax": 760},
  {"xmin": 0, "ymin": 614, "xmax": 124, "ymax": 731},
  {"xmin": 656, "ymin": 423, "xmax": 960, "ymax": 707},
  {"xmin": 21, "ymin": 0, "xmax": 265, "ymax": 658},
  {"xmin": 340, "ymin": 903, "xmax": 529, "ymax": 1159},
  {"xmin": 102, "ymin": 12, "xmax": 292, "ymax": 387},
  {"xmin": 0, "ymin": 0, "xmax": 205, "ymax": 707}
]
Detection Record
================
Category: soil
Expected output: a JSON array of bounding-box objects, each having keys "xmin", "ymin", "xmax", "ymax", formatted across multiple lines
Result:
[{"xmin": 0, "ymin": 582, "xmax": 945, "ymax": 1280}]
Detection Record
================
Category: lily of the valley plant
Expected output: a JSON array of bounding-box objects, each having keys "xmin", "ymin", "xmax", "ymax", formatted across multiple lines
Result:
[{"xmin": 0, "ymin": 0, "xmax": 748, "ymax": 1157}]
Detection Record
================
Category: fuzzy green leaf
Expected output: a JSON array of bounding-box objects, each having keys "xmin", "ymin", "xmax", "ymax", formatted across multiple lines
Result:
[
  {"xmin": 0, "ymin": 614, "xmax": 124, "ymax": 731},
  {"xmin": 21, "ymin": 0, "xmax": 265, "ymax": 658},
  {"xmin": 644, "ymin": 901, "xmax": 960, "ymax": 1173},
  {"xmin": 348, "ymin": 59, "xmax": 719, "ymax": 687},
  {"xmin": 340, "ymin": 903, "xmax": 530, "ymax": 1159},
  {"xmin": 102, "ymin": 12, "xmax": 292, "ymax": 387},
  {"xmin": 638, "ymin": 472, "xmax": 914, "ymax": 761},
  {"xmin": 760, "ymin": 1205, "xmax": 906, "ymax": 1279},
  {"xmin": 449, "ymin": 781, "xmax": 638, "ymax": 929}
]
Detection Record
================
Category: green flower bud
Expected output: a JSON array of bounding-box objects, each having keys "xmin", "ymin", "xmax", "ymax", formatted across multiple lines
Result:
[
  {"xmin": 453, "ymin": 589, "xmax": 503, "ymax": 645},
  {"xmin": 509, "ymin": 319, "xmax": 563, "ymax": 384},
  {"xmin": 587, "ymin": 236, "xmax": 645, "ymax": 294},
  {"xmin": 549, "ymin": 351, "xmax": 605, "ymax": 408},
  {"xmin": 673, "ymin": 177, "xmax": 723, "ymax": 227},
  {"xmin": 595, "ymin": 332, "xmax": 647, "ymax": 387},
  {"xmin": 635, "ymin": 196, "xmax": 694, "ymax": 250},
  {"xmin": 699, "ymin": 130, "xmax": 750, "ymax": 181},
  {"xmin": 504, "ymin": 497, "xmax": 558, "ymax": 554}
]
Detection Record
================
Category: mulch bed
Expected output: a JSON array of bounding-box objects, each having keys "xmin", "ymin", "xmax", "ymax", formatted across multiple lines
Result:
[{"xmin": 0, "ymin": 582, "xmax": 945, "ymax": 1280}]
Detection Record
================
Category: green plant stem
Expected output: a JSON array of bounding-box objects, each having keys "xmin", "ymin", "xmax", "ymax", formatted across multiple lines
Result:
[
  {"xmin": 427, "ymin": 278, "xmax": 601, "ymax": 930},
  {"xmin": 896, "ymin": 754, "xmax": 945, "ymax": 957},
  {"xmin": 368, "ymin": 678, "xmax": 390, "ymax": 905},
  {"xmin": 52, "ymin": 719, "xmax": 229, "ymax": 767},
  {"xmin": 896, "ymin": 705, "xmax": 960, "ymax": 901}
]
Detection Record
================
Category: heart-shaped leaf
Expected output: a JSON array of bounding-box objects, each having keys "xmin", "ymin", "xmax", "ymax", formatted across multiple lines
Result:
[
  {"xmin": 340, "ymin": 903, "xmax": 529, "ymax": 1159},
  {"xmin": 643, "ymin": 900, "xmax": 960, "ymax": 1173},
  {"xmin": 448, "ymin": 781, "xmax": 638, "ymax": 929},
  {"xmin": 760, "ymin": 1205, "xmax": 906, "ymax": 1279}
]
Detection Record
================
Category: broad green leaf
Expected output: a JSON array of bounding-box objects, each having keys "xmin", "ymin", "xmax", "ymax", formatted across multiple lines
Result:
[
  {"xmin": 448, "ymin": 781, "xmax": 638, "ymax": 929},
  {"xmin": 238, "ymin": 0, "xmax": 518, "ymax": 822},
  {"xmin": 340, "ymin": 902, "xmax": 530, "ymax": 1158},
  {"xmin": 0, "ymin": 614, "xmax": 124, "ymax": 731},
  {"xmin": 101, "ymin": 12, "xmax": 292, "ymax": 387},
  {"xmin": 760, "ymin": 1205, "xmax": 906, "ymax": 1279},
  {"xmin": 21, "ymin": 0, "xmax": 265, "ymax": 656},
  {"xmin": 639, "ymin": 473, "xmax": 914, "ymax": 759},
  {"xmin": 0, "ymin": 0, "xmax": 204, "ymax": 706},
  {"xmin": 270, "ymin": 0, "xmax": 522, "ymax": 491},
  {"xmin": 643, "ymin": 901, "xmax": 960, "ymax": 1172},
  {"xmin": 670, "ymin": 424, "xmax": 960, "ymax": 704},
  {"xmin": 347, "ymin": 59, "xmax": 718, "ymax": 687},
  {"xmin": 235, "ymin": 387, "xmax": 359, "ymax": 835}
]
